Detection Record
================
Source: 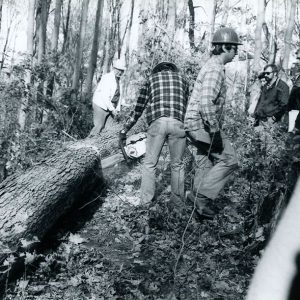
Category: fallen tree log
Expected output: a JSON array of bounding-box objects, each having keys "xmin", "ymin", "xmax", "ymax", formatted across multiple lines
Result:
[{"xmin": 0, "ymin": 118, "xmax": 146, "ymax": 287}]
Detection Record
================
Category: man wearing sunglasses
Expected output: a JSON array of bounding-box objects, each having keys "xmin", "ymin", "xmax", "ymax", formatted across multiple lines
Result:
[
  {"xmin": 184, "ymin": 27, "xmax": 241, "ymax": 219},
  {"xmin": 254, "ymin": 64, "xmax": 289, "ymax": 125}
]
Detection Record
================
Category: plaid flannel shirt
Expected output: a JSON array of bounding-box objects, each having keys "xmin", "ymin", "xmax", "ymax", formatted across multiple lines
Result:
[
  {"xmin": 124, "ymin": 71, "xmax": 189, "ymax": 132},
  {"xmin": 184, "ymin": 56, "xmax": 226, "ymax": 133}
]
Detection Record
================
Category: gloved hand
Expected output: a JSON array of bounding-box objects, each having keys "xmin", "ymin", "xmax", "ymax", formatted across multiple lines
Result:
[
  {"xmin": 119, "ymin": 129, "xmax": 127, "ymax": 143},
  {"xmin": 209, "ymin": 131, "xmax": 223, "ymax": 153},
  {"xmin": 272, "ymin": 115, "xmax": 282, "ymax": 123}
]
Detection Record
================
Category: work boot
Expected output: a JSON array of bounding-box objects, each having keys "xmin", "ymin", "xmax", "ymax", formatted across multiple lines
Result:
[{"xmin": 185, "ymin": 191, "xmax": 217, "ymax": 219}]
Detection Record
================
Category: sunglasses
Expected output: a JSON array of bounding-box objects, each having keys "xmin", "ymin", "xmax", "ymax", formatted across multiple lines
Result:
[{"xmin": 264, "ymin": 71, "xmax": 274, "ymax": 75}]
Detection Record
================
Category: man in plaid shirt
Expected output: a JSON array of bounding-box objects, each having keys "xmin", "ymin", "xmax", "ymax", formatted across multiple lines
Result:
[
  {"xmin": 185, "ymin": 27, "xmax": 241, "ymax": 219},
  {"xmin": 120, "ymin": 62, "xmax": 189, "ymax": 206}
]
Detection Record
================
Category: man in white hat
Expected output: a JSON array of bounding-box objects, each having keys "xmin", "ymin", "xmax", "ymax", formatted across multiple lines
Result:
[{"xmin": 89, "ymin": 59, "xmax": 126, "ymax": 136}]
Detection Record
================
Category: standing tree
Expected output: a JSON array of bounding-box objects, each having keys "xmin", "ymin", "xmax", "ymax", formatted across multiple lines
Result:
[
  {"xmin": 221, "ymin": 0, "xmax": 229, "ymax": 26},
  {"xmin": 282, "ymin": 0, "xmax": 297, "ymax": 71},
  {"xmin": 85, "ymin": 0, "xmax": 104, "ymax": 99},
  {"xmin": 125, "ymin": 0, "xmax": 134, "ymax": 64},
  {"xmin": 188, "ymin": 0, "xmax": 195, "ymax": 50},
  {"xmin": 0, "ymin": 0, "xmax": 3, "ymax": 34},
  {"xmin": 62, "ymin": 0, "xmax": 72, "ymax": 54},
  {"xmin": 18, "ymin": 0, "xmax": 35, "ymax": 131},
  {"xmin": 71, "ymin": 0, "xmax": 90, "ymax": 93},
  {"xmin": 208, "ymin": 0, "xmax": 217, "ymax": 47},
  {"xmin": 47, "ymin": 0, "xmax": 63, "ymax": 97},
  {"xmin": 253, "ymin": 0, "xmax": 266, "ymax": 73},
  {"xmin": 35, "ymin": 0, "xmax": 48, "ymax": 123}
]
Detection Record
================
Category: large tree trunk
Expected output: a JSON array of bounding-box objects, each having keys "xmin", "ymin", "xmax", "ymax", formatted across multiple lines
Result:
[{"xmin": 0, "ymin": 118, "xmax": 146, "ymax": 286}]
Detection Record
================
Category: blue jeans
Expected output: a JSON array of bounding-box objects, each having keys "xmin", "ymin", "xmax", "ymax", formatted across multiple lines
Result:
[
  {"xmin": 188, "ymin": 129, "xmax": 238, "ymax": 200},
  {"xmin": 141, "ymin": 117, "xmax": 186, "ymax": 204}
]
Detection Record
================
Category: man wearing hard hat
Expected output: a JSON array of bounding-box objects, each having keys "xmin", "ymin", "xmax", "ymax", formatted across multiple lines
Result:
[{"xmin": 184, "ymin": 27, "xmax": 241, "ymax": 219}]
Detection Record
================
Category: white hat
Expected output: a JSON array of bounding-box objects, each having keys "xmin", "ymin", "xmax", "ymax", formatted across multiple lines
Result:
[{"xmin": 113, "ymin": 59, "xmax": 126, "ymax": 71}]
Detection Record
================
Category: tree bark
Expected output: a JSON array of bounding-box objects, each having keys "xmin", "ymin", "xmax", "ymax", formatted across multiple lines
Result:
[
  {"xmin": 282, "ymin": 0, "xmax": 297, "ymax": 71},
  {"xmin": 253, "ymin": 0, "xmax": 266, "ymax": 73},
  {"xmin": 0, "ymin": 0, "xmax": 3, "ymax": 34},
  {"xmin": 125, "ymin": 0, "xmax": 134, "ymax": 64},
  {"xmin": 85, "ymin": 0, "xmax": 105, "ymax": 99},
  {"xmin": 221, "ymin": 0, "xmax": 229, "ymax": 26},
  {"xmin": 71, "ymin": 0, "xmax": 90, "ymax": 92},
  {"xmin": 208, "ymin": 0, "xmax": 217, "ymax": 48},
  {"xmin": 18, "ymin": 0, "xmax": 35, "ymax": 131},
  {"xmin": 47, "ymin": 0, "xmax": 63, "ymax": 97},
  {"xmin": 188, "ymin": 0, "xmax": 195, "ymax": 50},
  {"xmin": 0, "ymin": 118, "xmax": 146, "ymax": 285},
  {"xmin": 62, "ymin": 0, "xmax": 72, "ymax": 54}
]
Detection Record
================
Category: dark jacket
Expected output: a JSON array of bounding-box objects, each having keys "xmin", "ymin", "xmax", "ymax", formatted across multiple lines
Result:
[{"xmin": 254, "ymin": 78, "xmax": 289, "ymax": 121}]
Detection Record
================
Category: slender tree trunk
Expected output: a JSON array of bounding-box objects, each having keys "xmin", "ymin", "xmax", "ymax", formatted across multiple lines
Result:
[
  {"xmin": 85, "ymin": 0, "xmax": 104, "ymax": 99},
  {"xmin": 47, "ymin": 0, "xmax": 63, "ymax": 97},
  {"xmin": 253, "ymin": 0, "xmax": 266, "ymax": 73},
  {"xmin": 18, "ymin": 0, "xmax": 35, "ymax": 131},
  {"xmin": 208, "ymin": 0, "xmax": 217, "ymax": 47},
  {"xmin": 166, "ymin": 0, "xmax": 176, "ymax": 57},
  {"xmin": 35, "ymin": 0, "xmax": 48, "ymax": 124},
  {"xmin": 221, "ymin": 0, "xmax": 229, "ymax": 26},
  {"xmin": 125, "ymin": 0, "xmax": 134, "ymax": 64},
  {"xmin": 0, "ymin": 18, "xmax": 13, "ymax": 70},
  {"xmin": 282, "ymin": 0, "xmax": 297, "ymax": 70},
  {"xmin": 62, "ymin": 0, "xmax": 71, "ymax": 54},
  {"xmin": 188, "ymin": 0, "xmax": 195, "ymax": 50},
  {"xmin": 137, "ymin": 0, "xmax": 149, "ymax": 58},
  {"xmin": 0, "ymin": 0, "xmax": 3, "ymax": 34},
  {"xmin": 52, "ymin": 0, "xmax": 62, "ymax": 52},
  {"xmin": 71, "ymin": 0, "xmax": 90, "ymax": 92}
]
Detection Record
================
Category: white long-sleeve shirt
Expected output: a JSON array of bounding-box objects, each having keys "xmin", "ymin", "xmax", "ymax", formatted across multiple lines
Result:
[{"xmin": 92, "ymin": 71, "xmax": 121, "ymax": 112}]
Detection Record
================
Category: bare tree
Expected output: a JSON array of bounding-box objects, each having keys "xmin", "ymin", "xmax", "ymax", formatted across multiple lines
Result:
[
  {"xmin": 18, "ymin": 0, "xmax": 35, "ymax": 131},
  {"xmin": 221, "ymin": 0, "xmax": 229, "ymax": 26},
  {"xmin": 47, "ymin": 0, "xmax": 63, "ymax": 97},
  {"xmin": 125, "ymin": 0, "xmax": 134, "ymax": 64},
  {"xmin": 71, "ymin": 0, "xmax": 90, "ymax": 92},
  {"xmin": 253, "ymin": 0, "xmax": 266, "ymax": 73},
  {"xmin": 282, "ymin": 0, "xmax": 297, "ymax": 70},
  {"xmin": 208, "ymin": 0, "xmax": 217, "ymax": 47},
  {"xmin": 0, "ymin": 0, "xmax": 3, "ymax": 34},
  {"xmin": 85, "ymin": 0, "xmax": 104, "ymax": 98},
  {"xmin": 62, "ymin": 0, "xmax": 71, "ymax": 54},
  {"xmin": 188, "ymin": 0, "xmax": 195, "ymax": 50}
]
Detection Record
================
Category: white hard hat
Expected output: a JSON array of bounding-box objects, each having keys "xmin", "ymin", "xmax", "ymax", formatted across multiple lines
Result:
[{"xmin": 113, "ymin": 59, "xmax": 126, "ymax": 71}]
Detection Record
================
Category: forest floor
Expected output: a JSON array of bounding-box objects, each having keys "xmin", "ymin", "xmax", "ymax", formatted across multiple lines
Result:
[{"xmin": 4, "ymin": 143, "xmax": 260, "ymax": 300}]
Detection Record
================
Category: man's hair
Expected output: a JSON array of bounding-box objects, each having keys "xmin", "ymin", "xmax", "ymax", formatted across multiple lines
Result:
[{"xmin": 263, "ymin": 64, "xmax": 279, "ymax": 74}]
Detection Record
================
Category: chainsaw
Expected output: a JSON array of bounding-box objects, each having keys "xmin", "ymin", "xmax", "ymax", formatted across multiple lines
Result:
[{"xmin": 119, "ymin": 132, "xmax": 147, "ymax": 163}]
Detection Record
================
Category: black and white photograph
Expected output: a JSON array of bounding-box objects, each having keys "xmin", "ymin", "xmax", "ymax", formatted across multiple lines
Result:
[{"xmin": 0, "ymin": 0, "xmax": 299, "ymax": 299}]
